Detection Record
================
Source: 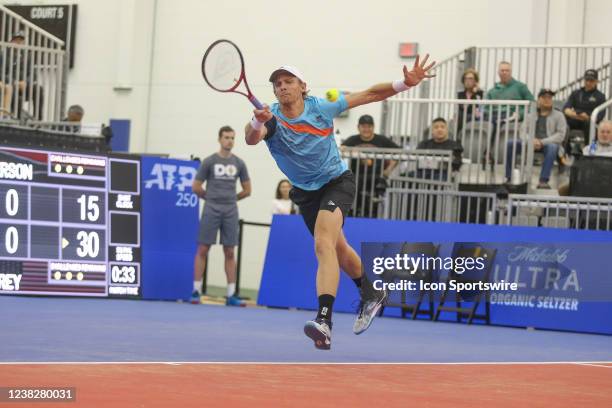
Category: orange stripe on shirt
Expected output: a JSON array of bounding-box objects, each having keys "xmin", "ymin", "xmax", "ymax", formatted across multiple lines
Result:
[{"xmin": 277, "ymin": 118, "xmax": 333, "ymax": 137}]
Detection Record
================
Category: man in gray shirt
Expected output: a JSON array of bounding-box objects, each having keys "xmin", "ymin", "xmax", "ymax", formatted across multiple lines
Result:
[
  {"xmin": 583, "ymin": 120, "xmax": 612, "ymax": 157},
  {"xmin": 505, "ymin": 88, "xmax": 567, "ymax": 189},
  {"xmin": 191, "ymin": 126, "xmax": 251, "ymax": 306}
]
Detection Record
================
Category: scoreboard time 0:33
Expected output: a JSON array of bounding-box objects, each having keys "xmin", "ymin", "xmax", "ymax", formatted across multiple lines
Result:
[{"xmin": 0, "ymin": 146, "xmax": 141, "ymax": 298}]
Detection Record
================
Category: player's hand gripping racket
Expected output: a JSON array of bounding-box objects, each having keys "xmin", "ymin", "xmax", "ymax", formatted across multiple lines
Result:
[{"xmin": 201, "ymin": 39, "xmax": 264, "ymax": 109}]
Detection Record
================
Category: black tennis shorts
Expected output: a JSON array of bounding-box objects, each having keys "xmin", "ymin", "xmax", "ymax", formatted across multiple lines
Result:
[{"xmin": 289, "ymin": 170, "xmax": 356, "ymax": 236}]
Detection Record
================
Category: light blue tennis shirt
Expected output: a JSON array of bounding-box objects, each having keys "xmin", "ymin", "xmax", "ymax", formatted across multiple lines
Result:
[{"xmin": 265, "ymin": 95, "xmax": 348, "ymax": 191}]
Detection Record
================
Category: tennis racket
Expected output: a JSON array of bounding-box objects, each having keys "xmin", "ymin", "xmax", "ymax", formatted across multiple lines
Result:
[{"xmin": 201, "ymin": 39, "xmax": 264, "ymax": 109}]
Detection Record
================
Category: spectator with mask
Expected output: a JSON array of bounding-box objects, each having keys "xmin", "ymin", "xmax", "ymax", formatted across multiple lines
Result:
[
  {"xmin": 505, "ymin": 88, "xmax": 567, "ymax": 189},
  {"xmin": 457, "ymin": 68, "xmax": 483, "ymax": 130},
  {"xmin": 563, "ymin": 69, "xmax": 607, "ymax": 144}
]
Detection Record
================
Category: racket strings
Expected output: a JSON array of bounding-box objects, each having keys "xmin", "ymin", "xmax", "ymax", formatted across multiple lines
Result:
[{"xmin": 204, "ymin": 43, "xmax": 243, "ymax": 91}]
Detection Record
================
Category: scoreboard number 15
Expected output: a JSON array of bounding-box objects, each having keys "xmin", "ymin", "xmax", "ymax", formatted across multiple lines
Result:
[{"xmin": 77, "ymin": 195, "xmax": 100, "ymax": 222}]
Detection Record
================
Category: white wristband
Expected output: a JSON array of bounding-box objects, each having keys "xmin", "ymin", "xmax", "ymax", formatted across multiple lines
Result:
[
  {"xmin": 392, "ymin": 79, "xmax": 410, "ymax": 93},
  {"xmin": 251, "ymin": 117, "xmax": 264, "ymax": 130}
]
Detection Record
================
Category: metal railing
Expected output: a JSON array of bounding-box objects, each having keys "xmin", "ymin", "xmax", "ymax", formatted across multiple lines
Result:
[
  {"xmin": 381, "ymin": 98, "xmax": 535, "ymax": 185},
  {"xmin": 386, "ymin": 45, "xmax": 612, "ymax": 102},
  {"xmin": 0, "ymin": 5, "xmax": 67, "ymax": 122},
  {"xmin": 0, "ymin": 122, "xmax": 107, "ymax": 152},
  {"xmin": 380, "ymin": 188, "xmax": 612, "ymax": 231},
  {"xmin": 473, "ymin": 46, "xmax": 612, "ymax": 103},
  {"xmin": 383, "ymin": 188, "xmax": 498, "ymax": 225},
  {"xmin": 589, "ymin": 98, "xmax": 612, "ymax": 144},
  {"xmin": 555, "ymin": 62, "xmax": 611, "ymax": 102},
  {"xmin": 506, "ymin": 194, "xmax": 612, "ymax": 230},
  {"xmin": 0, "ymin": 118, "xmax": 84, "ymax": 133},
  {"xmin": 340, "ymin": 147, "xmax": 454, "ymax": 218}
]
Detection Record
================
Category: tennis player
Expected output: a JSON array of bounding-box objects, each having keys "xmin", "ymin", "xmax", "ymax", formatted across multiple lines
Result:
[{"xmin": 244, "ymin": 56, "xmax": 435, "ymax": 350}]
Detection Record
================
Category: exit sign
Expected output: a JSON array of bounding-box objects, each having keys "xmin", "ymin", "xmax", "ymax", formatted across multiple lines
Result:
[{"xmin": 399, "ymin": 42, "xmax": 419, "ymax": 58}]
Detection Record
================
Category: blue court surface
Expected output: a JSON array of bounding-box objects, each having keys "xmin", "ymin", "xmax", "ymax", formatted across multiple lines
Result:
[{"xmin": 2, "ymin": 295, "xmax": 612, "ymax": 363}]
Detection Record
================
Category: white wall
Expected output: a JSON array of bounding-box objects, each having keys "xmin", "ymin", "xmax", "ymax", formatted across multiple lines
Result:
[
  {"xmin": 7, "ymin": 0, "xmax": 612, "ymax": 290},
  {"xmin": 584, "ymin": 0, "xmax": 612, "ymax": 44}
]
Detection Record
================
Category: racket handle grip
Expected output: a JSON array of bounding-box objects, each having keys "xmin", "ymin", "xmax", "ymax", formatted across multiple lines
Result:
[{"xmin": 248, "ymin": 95, "xmax": 264, "ymax": 110}]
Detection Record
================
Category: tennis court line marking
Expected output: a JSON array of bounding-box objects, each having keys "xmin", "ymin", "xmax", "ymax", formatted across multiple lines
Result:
[
  {"xmin": 572, "ymin": 363, "xmax": 612, "ymax": 369},
  {"xmin": 1, "ymin": 361, "xmax": 612, "ymax": 366}
]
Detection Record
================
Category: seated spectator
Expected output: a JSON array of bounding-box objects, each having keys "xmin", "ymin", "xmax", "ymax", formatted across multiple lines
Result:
[
  {"xmin": 457, "ymin": 68, "xmax": 483, "ymax": 130},
  {"xmin": 558, "ymin": 120, "xmax": 612, "ymax": 195},
  {"xmin": 485, "ymin": 61, "xmax": 534, "ymax": 121},
  {"xmin": 0, "ymin": 81, "xmax": 12, "ymax": 117},
  {"xmin": 417, "ymin": 117, "xmax": 464, "ymax": 171},
  {"xmin": 63, "ymin": 104, "xmax": 84, "ymax": 123},
  {"xmin": 341, "ymin": 114, "xmax": 399, "ymax": 217},
  {"xmin": 342, "ymin": 114, "xmax": 399, "ymax": 177},
  {"xmin": 61, "ymin": 105, "xmax": 84, "ymax": 132},
  {"xmin": 272, "ymin": 179, "xmax": 296, "ymax": 215},
  {"xmin": 583, "ymin": 120, "xmax": 612, "ymax": 157},
  {"xmin": 483, "ymin": 61, "xmax": 534, "ymax": 168},
  {"xmin": 342, "ymin": 114, "xmax": 400, "ymax": 169},
  {"xmin": 505, "ymin": 89, "xmax": 566, "ymax": 189},
  {"xmin": 60, "ymin": 104, "xmax": 113, "ymax": 146},
  {"xmin": 563, "ymin": 69, "xmax": 606, "ymax": 145},
  {"xmin": 1, "ymin": 31, "xmax": 44, "ymax": 120}
]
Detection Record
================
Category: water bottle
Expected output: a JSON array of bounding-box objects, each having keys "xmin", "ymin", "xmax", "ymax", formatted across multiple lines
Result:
[{"xmin": 511, "ymin": 169, "xmax": 521, "ymax": 185}]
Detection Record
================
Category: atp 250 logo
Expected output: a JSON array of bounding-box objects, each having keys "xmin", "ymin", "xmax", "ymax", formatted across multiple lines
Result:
[{"xmin": 144, "ymin": 163, "xmax": 198, "ymax": 207}]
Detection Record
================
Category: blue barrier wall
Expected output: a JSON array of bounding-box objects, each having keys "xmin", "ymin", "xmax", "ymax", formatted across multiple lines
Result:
[
  {"xmin": 109, "ymin": 119, "xmax": 130, "ymax": 152},
  {"xmin": 259, "ymin": 215, "xmax": 612, "ymax": 335},
  {"xmin": 141, "ymin": 157, "xmax": 199, "ymax": 301}
]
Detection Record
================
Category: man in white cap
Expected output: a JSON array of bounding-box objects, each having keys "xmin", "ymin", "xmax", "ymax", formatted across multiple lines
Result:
[{"xmin": 244, "ymin": 57, "xmax": 435, "ymax": 350}]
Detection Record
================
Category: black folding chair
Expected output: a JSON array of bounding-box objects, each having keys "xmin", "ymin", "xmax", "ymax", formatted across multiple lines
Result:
[
  {"xmin": 434, "ymin": 243, "xmax": 497, "ymax": 324},
  {"xmin": 380, "ymin": 242, "xmax": 440, "ymax": 320}
]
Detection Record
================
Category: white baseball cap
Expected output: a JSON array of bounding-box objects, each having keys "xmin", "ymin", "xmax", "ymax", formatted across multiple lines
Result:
[{"xmin": 269, "ymin": 65, "xmax": 306, "ymax": 83}]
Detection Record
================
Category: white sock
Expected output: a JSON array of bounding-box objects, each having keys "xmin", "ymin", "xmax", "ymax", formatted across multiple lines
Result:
[
  {"xmin": 194, "ymin": 280, "xmax": 202, "ymax": 294},
  {"xmin": 227, "ymin": 283, "xmax": 236, "ymax": 298}
]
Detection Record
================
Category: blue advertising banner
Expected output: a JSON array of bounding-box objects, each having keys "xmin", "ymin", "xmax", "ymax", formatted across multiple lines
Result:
[
  {"xmin": 487, "ymin": 242, "xmax": 612, "ymax": 333},
  {"xmin": 259, "ymin": 216, "xmax": 612, "ymax": 334},
  {"xmin": 140, "ymin": 157, "xmax": 200, "ymax": 301}
]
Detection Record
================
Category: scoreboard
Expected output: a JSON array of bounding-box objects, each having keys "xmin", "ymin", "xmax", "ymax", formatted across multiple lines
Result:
[{"xmin": 0, "ymin": 146, "xmax": 141, "ymax": 298}]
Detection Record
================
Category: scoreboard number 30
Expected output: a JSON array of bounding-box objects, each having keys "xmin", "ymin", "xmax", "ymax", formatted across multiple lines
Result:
[{"xmin": 76, "ymin": 231, "xmax": 100, "ymax": 258}]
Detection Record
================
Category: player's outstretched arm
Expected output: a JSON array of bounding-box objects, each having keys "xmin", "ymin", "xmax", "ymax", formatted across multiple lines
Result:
[
  {"xmin": 345, "ymin": 54, "xmax": 436, "ymax": 109},
  {"xmin": 245, "ymin": 105, "xmax": 273, "ymax": 145}
]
